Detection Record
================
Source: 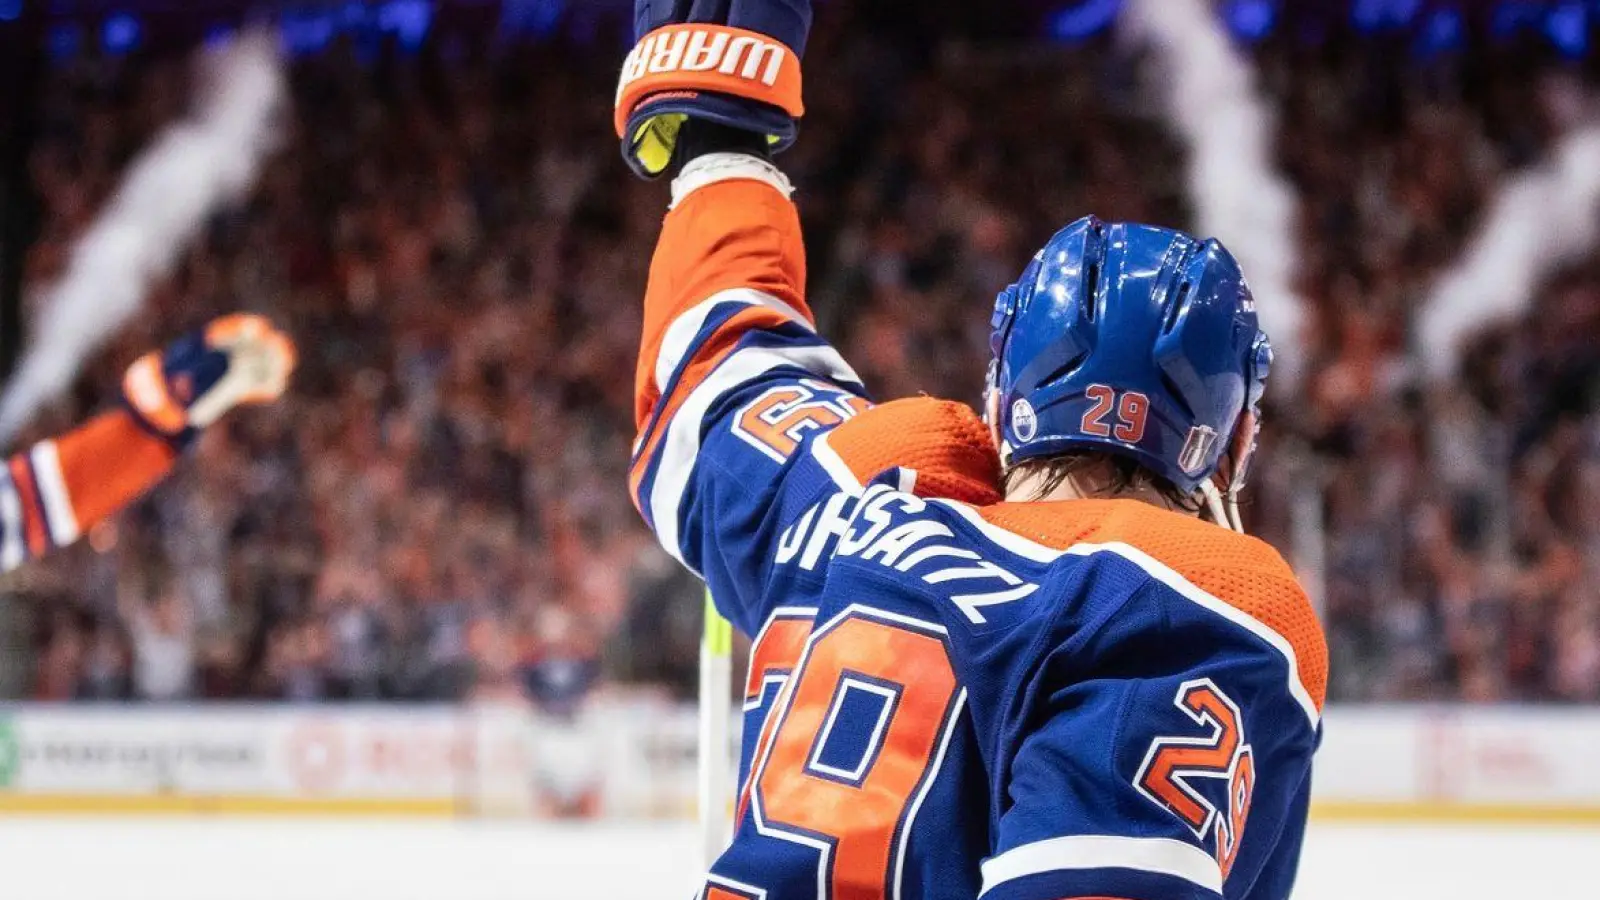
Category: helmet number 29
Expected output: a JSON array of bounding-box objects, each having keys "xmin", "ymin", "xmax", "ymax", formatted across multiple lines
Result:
[{"xmin": 1080, "ymin": 384, "xmax": 1150, "ymax": 444}]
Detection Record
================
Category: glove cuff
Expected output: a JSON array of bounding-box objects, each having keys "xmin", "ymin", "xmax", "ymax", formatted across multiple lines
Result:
[
  {"xmin": 614, "ymin": 23, "xmax": 805, "ymax": 140},
  {"xmin": 671, "ymin": 152, "xmax": 794, "ymax": 209},
  {"xmin": 121, "ymin": 354, "xmax": 199, "ymax": 450}
]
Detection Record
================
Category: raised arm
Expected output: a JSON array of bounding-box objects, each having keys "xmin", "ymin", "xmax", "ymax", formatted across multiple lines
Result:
[
  {"xmin": 629, "ymin": 149, "xmax": 871, "ymax": 633},
  {"xmin": 618, "ymin": 3, "xmax": 1002, "ymax": 633}
]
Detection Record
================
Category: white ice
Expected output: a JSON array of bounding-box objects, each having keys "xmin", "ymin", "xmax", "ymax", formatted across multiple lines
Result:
[{"xmin": 0, "ymin": 818, "xmax": 1592, "ymax": 899}]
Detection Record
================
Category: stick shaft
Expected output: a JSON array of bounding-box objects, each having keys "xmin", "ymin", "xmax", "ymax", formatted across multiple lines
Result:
[{"xmin": 698, "ymin": 590, "xmax": 735, "ymax": 868}]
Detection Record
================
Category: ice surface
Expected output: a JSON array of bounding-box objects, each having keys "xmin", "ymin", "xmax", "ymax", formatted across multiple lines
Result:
[{"xmin": 0, "ymin": 817, "xmax": 1592, "ymax": 899}]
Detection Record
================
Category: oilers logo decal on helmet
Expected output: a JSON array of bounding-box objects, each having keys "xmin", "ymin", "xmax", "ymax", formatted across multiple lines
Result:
[
  {"xmin": 987, "ymin": 215, "xmax": 1273, "ymax": 513},
  {"xmin": 1011, "ymin": 399, "xmax": 1038, "ymax": 443}
]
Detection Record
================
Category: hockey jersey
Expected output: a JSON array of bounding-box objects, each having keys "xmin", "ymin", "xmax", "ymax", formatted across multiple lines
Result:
[
  {"xmin": 630, "ymin": 156, "xmax": 1328, "ymax": 900},
  {"xmin": 0, "ymin": 411, "xmax": 178, "ymax": 573}
]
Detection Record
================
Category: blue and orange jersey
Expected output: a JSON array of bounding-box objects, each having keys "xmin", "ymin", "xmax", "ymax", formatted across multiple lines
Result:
[
  {"xmin": 631, "ymin": 153, "xmax": 1328, "ymax": 900},
  {"xmin": 0, "ymin": 410, "xmax": 177, "ymax": 572}
]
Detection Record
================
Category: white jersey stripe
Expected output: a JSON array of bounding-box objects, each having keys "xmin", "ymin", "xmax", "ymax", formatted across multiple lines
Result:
[
  {"xmin": 1073, "ymin": 540, "xmax": 1320, "ymax": 727},
  {"xmin": 931, "ymin": 499, "xmax": 1065, "ymax": 563},
  {"xmin": 654, "ymin": 288, "xmax": 813, "ymax": 395},
  {"xmin": 931, "ymin": 500, "xmax": 1320, "ymax": 728},
  {"xmin": 671, "ymin": 151, "xmax": 795, "ymax": 210},
  {"xmin": 979, "ymin": 834, "xmax": 1223, "ymax": 897},
  {"xmin": 30, "ymin": 441, "xmax": 81, "ymax": 548},
  {"xmin": 809, "ymin": 431, "xmax": 864, "ymax": 495},
  {"xmin": 649, "ymin": 344, "xmax": 862, "ymax": 566},
  {"xmin": 0, "ymin": 470, "xmax": 24, "ymax": 572}
]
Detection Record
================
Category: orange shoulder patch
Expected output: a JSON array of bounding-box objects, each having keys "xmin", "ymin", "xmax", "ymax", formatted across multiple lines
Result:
[
  {"xmin": 825, "ymin": 398, "xmax": 1001, "ymax": 506},
  {"xmin": 978, "ymin": 499, "xmax": 1328, "ymax": 713}
]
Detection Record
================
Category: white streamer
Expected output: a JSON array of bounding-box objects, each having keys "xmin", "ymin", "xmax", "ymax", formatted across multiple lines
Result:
[
  {"xmin": 1122, "ymin": 0, "xmax": 1305, "ymax": 386},
  {"xmin": 1419, "ymin": 123, "xmax": 1600, "ymax": 375},
  {"xmin": 0, "ymin": 32, "xmax": 285, "ymax": 440}
]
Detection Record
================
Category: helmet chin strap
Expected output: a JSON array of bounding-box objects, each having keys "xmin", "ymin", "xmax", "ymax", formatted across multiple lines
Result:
[
  {"xmin": 1199, "ymin": 480, "xmax": 1242, "ymax": 534},
  {"xmin": 1210, "ymin": 408, "xmax": 1257, "ymax": 534}
]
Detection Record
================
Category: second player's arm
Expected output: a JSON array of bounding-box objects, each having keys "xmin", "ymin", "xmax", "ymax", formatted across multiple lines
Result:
[
  {"xmin": 1, "ymin": 313, "xmax": 294, "ymax": 574},
  {"xmin": 0, "ymin": 411, "xmax": 178, "ymax": 573}
]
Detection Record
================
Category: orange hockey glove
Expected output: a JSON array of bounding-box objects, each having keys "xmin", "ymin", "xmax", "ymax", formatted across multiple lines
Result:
[
  {"xmin": 120, "ymin": 313, "xmax": 296, "ymax": 447},
  {"xmin": 615, "ymin": 0, "xmax": 812, "ymax": 178}
]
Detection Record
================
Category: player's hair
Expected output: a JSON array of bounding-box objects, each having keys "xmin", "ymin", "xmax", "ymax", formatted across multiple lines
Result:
[{"xmin": 1002, "ymin": 451, "xmax": 1204, "ymax": 513}]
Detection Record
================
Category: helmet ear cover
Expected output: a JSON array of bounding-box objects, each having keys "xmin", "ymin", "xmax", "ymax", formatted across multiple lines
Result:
[{"xmin": 1226, "ymin": 332, "xmax": 1275, "ymax": 494}]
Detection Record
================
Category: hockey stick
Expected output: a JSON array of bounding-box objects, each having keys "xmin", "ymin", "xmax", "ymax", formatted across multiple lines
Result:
[{"xmin": 698, "ymin": 589, "xmax": 735, "ymax": 868}]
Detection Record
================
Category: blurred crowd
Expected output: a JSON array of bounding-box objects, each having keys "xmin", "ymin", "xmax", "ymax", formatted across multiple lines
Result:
[{"xmin": 4, "ymin": 3, "xmax": 1600, "ymax": 705}]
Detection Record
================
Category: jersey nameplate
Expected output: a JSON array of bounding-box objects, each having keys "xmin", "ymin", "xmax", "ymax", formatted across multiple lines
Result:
[{"xmin": 775, "ymin": 484, "xmax": 1038, "ymax": 624}]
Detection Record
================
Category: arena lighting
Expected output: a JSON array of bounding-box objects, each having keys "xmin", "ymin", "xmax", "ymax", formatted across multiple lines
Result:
[
  {"xmin": 0, "ymin": 0, "xmax": 19, "ymax": 23},
  {"xmin": 1492, "ymin": 0, "xmax": 1548, "ymax": 36},
  {"xmin": 1225, "ymin": 0, "xmax": 1278, "ymax": 42},
  {"xmin": 23, "ymin": 1, "xmax": 1600, "ymax": 59},
  {"xmin": 1040, "ymin": 0, "xmax": 1600, "ymax": 46},
  {"xmin": 280, "ymin": 8, "xmax": 336, "ymax": 55},
  {"xmin": 1415, "ymin": 7, "xmax": 1467, "ymax": 55},
  {"xmin": 1546, "ymin": 0, "xmax": 1589, "ymax": 57},
  {"xmin": 1352, "ymin": 0, "xmax": 1422, "ymax": 30},
  {"xmin": 1046, "ymin": 0, "xmax": 1123, "ymax": 41},
  {"xmin": 203, "ymin": 23, "xmax": 235, "ymax": 48},
  {"xmin": 47, "ymin": 22, "xmax": 82, "ymax": 59},
  {"xmin": 501, "ymin": 0, "xmax": 567, "ymax": 37},
  {"xmin": 375, "ymin": 0, "xmax": 431, "ymax": 49},
  {"xmin": 101, "ymin": 11, "xmax": 140, "ymax": 53}
]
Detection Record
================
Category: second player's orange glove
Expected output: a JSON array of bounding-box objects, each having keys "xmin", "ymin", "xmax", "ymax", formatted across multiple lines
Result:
[{"xmin": 120, "ymin": 313, "xmax": 296, "ymax": 446}]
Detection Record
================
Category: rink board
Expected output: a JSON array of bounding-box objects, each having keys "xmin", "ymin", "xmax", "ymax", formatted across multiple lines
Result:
[{"xmin": 0, "ymin": 704, "xmax": 1597, "ymax": 825}]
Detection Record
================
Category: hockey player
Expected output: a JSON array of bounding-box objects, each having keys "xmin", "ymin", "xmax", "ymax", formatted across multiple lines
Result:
[
  {"xmin": 0, "ymin": 314, "xmax": 295, "ymax": 572},
  {"xmin": 616, "ymin": 2, "xmax": 1327, "ymax": 897}
]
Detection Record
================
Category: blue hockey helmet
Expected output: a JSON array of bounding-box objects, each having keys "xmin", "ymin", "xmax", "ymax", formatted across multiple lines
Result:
[{"xmin": 986, "ymin": 216, "xmax": 1273, "ymax": 499}]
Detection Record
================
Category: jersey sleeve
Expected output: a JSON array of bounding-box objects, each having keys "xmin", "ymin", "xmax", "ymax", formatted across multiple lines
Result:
[
  {"xmin": 0, "ymin": 410, "xmax": 177, "ymax": 571},
  {"xmin": 978, "ymin": 576, "xmax": 1320, "ymax": 900},
  {"xmin": 1239, "ymin": 772, "xmax": 1313, "ymax": 900},
  {"xmin": 630, "ymin": 154, "xmax": 1002, "ymax": 635}
]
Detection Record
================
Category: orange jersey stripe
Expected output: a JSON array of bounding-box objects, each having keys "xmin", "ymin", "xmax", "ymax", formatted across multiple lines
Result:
[
  {"xmin": 977, "ymin": 499, "xmax": 1328, "ymax": 712},
  {"xmin": 49, "ymin": 410, "xmax": 178, "ymax": 537},
  {"xmin": 629, "ymin": 305, "xmax": 802, "ymax": 507},
  {"xmin": 7, "ymin": 457, "xmax": 48, "ymax": 557},
  {"xmin": 636, "ymin": 178, "xmax": 812, "ymax": 428}
]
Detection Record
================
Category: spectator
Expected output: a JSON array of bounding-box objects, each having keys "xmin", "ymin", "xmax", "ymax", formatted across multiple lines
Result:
[
  {"xmin": 6, "ymin": 3, "xmax": 1599, "ymax": 704},
  {"xmin": 121, "ymin": 587, "xmax": 196, "ymax": 702}
]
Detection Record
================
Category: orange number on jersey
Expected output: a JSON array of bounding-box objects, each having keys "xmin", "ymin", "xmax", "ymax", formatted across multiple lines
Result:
[
  {"xmin": 1082, "ymin": 384, "xmax": 1150, "ymax": 443},
  {"xmin": 737, "ymin": 610, "xmax": 818, "ymax": 823},
  {"xmin": 1134, "ymin": 679, "xmax": 1256, "ymax": 879},
  {"xmin": 751, "ymin": 610, "xmax": 960, "ymax": 900},
  {"xmin": 735, "ymin": 381, "xmax": 871, "ymax": 463},
  {"xmin": 744, "ymin": 610, "xmax": 817, "ymax": 705}
]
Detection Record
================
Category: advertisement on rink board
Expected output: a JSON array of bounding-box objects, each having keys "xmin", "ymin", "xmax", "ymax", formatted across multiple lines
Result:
[
  {"xmin": 0, "ymin": 700, "xmax": 701, "ymax": 817},
  {"xmin": 1314, "ymin": 707, "xmax": 1600, "ymax": 822},
  {"xmin": 0, "ymin": 703, "xmax": 1596, "ymax": 822}
]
